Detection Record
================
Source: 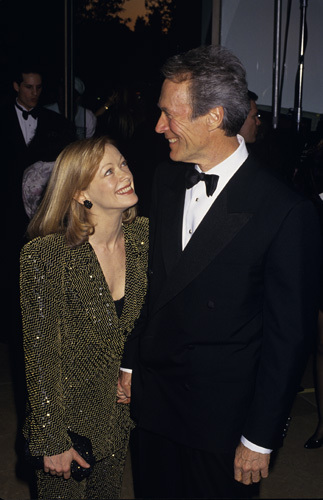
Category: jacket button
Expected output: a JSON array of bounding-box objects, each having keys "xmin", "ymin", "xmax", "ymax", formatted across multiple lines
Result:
[{"xmin": 207, "ymin": 300, "xmax": 215, "ymax": 309}]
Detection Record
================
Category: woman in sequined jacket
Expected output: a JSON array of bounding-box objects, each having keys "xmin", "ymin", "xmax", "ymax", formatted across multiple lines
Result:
[{"xmin": 20, "ymin": 136, "xmax": 148, "ymax": 499}]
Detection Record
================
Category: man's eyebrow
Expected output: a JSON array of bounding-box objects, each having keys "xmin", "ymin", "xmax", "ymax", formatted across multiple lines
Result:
[{"xmin": 158, "ymin": 104, "xmax": 169, "ymax": 113}]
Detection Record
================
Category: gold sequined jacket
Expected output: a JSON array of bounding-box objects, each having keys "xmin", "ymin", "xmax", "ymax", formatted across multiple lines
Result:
[{"xmin": 20, "ymin": 217, "xmax": 148, "ymax": 461}]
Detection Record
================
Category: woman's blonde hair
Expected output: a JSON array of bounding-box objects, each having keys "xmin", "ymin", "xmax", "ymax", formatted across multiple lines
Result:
[{"xmin": 27, "ymin": 136, "xmax": 137, "ymax": 247}]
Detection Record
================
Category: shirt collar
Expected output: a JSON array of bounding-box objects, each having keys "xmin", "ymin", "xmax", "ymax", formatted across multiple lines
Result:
[
  {"xmin": 195, "ymin": 134, "xmax": 248, "ymax": 183},
  {"xmin": 15, "ymin": 98, "xmax": 34, "ymax": 112}
]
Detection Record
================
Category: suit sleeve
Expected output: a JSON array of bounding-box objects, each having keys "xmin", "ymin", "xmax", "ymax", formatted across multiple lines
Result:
[
  {"xmin": 20, "ymin": 242, "xmax": 72, "ymax": 456},
  {"xmin": 242, "ymin": 199, "xmax": 322, "ymax": 449},
  {"xmin": 121, "ymin": 302, "xmax": 148, "ymax": 369},
  {"xmin": 121, "ymin": 216, "xmax": 149, "ymax": 369}
]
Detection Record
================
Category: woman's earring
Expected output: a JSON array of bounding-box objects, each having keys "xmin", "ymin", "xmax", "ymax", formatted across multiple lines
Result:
[{"xmin": 83, "ymin": 200, "xmax": 93, "ymax": 209}]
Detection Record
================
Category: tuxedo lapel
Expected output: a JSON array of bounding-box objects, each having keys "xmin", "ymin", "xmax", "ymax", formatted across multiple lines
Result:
[
  {"xmin": 160, "ymin": 164, "xmax": 186, "ymax": 276},
  {"xmin": 152, "ymin": 159, "xmax": 255, "ymax": 315},
  {"xmin": 8, "ymin": 105, "xmax": 28, "ymax": 151}
]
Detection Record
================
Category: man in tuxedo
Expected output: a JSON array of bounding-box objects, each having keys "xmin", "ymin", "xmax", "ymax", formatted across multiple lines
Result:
[
  {"xmin": 239, "ymin": 90, "xmax": 261, "ymax": 144},
  {"xmin": 119, "ymin": 45, "xmax": 322, "ymax": 498},
  {"xmin": 2, "ymin": 64, "xmax": 76, "ymax": 247}
]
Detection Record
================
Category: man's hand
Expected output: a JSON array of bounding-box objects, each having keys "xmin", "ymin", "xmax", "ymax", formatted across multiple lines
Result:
[
  {"xmin": 117, "ymin": 370, "xmax": 132, "ymax": 404},
  {"xmin": 43, "ymin": 448, "xmax": 90, "ymax": 480},
  {"xmin": 234, "ymin": 442, "xmax": 270, "ymax": 485}
]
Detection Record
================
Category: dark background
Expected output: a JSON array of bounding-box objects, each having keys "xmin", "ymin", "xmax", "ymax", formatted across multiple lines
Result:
[{"xmin": 0, "ymin": 0, "xmax": 205, "ymax": 110}]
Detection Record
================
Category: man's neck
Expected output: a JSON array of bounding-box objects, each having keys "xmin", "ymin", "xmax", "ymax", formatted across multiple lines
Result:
[
  {"xmin": 198, "ymin": 135, "xmax": 240, "ymax": 172},
  {"xmin": 16, "ymin": 98, "xmax": 33, "ymax": 111}
]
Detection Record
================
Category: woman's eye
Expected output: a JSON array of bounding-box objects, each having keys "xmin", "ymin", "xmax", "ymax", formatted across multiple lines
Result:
[
  {"xmin": 121, "ymin": 161, "xmax": 129, "ymax": 168},
  {"xmin": 105, "ymin": 169, "xmax": 113, "ymax": 176}
]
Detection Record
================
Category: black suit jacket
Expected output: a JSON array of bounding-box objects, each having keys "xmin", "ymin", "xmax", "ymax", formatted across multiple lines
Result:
[
  {"xmin": 132, "ymin": 154, "xmax": 322, "ymax": 454},
  {"xmin": 2, "ymin": 102, "xmax": 76, "ymax": 232},
  {"xmin": 1, "ymin": 102, "xmax": 76, "ymax": 170}
]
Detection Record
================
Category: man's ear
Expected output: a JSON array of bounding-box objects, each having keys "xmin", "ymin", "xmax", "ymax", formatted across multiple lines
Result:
[
  {"xmin": 13, "ymin": 82, "xmax": 19, "ymax": 93},
  {"xmin": 206, "ymin": 106, "xmax": 224, "ymax": 131}
]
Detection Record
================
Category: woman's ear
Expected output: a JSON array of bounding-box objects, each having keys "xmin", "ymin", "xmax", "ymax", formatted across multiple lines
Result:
[
  {"xmin": 206, "ymin": 106, "xmax": 224, "ymax": 131},
  {"xmin": 73, "ymin": 190, "xmax": 86, "ymax": 205}
]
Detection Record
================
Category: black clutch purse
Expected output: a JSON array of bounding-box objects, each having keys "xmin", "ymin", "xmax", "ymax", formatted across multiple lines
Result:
[{"xmin": 24, "ymin": 430, "xmax": 95, "ymax": 482}]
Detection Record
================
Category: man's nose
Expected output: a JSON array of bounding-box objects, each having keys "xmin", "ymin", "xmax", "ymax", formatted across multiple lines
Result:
[{"xmin": 155, "ymin": 113, "xmax": 169, "ymax": 134}]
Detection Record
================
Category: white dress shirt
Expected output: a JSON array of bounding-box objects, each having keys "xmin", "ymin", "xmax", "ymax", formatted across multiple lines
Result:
[
  {"xmin": 182, "ymin": 134, "xmax": 248, "ymax": 249},
  {"xmin": 15, "ymin": 100, "xmax": 38, "ymax": 145}
]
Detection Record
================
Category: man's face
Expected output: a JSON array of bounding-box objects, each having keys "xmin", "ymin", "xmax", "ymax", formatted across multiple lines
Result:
[
  {"xmin": 155, "ymin": 79, "xmax": 210, "ymax": 165},
  {"xmin": 239, "ymin": 100, "xmax": 261, "ymax": 144},
  {"xmin": 13, "ymin": 73, "xmax": 42, "ymax": 110}
]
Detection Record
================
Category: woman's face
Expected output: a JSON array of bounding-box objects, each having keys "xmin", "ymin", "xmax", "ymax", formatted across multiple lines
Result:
[{"xmin": 83, "ymin": 144, "xmax": 138, "ymax": 213}]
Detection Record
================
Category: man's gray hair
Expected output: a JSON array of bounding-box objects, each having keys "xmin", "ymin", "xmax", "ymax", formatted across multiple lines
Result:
[{"xmin": 161, "ymin": 45, "xmax": 250, "ymax": 137}]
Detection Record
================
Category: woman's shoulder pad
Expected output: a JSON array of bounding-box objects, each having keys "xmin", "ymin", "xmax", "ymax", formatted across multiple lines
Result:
[
  {"xmin": 133, "ymin": 216, "xmax": 149, "ymax": 229},
  {"xmin": 125, "ymin": 217, "xmax": 149, "ymax": 244},
  {"xmin": 21, "ymin": 233, "xmax": 66, "ymax": 256}
]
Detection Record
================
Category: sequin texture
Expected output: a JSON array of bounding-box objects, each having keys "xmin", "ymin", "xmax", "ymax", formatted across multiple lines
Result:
[{"xmin": 20, "ymin": 217, "xmax": 149, "ymax": 499}]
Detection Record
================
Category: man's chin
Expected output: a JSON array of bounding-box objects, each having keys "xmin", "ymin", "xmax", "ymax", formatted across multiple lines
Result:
[{"xmin": 169, "ymin": 149, "xmax": 181, "ymax": 162}]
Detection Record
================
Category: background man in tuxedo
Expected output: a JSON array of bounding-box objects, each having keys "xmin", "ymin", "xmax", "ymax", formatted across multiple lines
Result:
[
  {"xmin": 121, "ymin": 45, "xmax": 322, "ymax": 499},
  {"xmin": 239, "ymin": 90, "xmax": 261, "ymax": 144},
  {"xmin": 2, "ymin": 64, "xmax": 76, "ymax": 233},
  {"xmin": 3, "ymin": 65, "xmax": 76, "ymax": 160}
]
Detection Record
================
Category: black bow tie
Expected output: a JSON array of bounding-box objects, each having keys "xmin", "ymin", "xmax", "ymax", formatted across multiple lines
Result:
[
  {"xmin": 15, "ymin": 103, "xmax": 39, "ymax": 120},
  {"xmin": 185, "ymin": 167, "xmax": 219, "ymax": 197}
]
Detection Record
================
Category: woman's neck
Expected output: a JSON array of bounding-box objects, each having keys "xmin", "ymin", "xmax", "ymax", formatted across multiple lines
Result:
[{"xmin": 88, "ymin": 212, "xmax": 124, "ymax": 251}]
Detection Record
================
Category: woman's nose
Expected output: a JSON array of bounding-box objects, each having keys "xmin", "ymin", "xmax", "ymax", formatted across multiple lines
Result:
[{"xmin": 118, "ymin": 169, "xmax": 131, "ymax": 182}]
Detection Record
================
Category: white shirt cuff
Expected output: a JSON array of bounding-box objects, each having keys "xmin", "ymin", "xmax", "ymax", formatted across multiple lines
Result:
[
  {"xmin": 241, "ymin": 436, "xmax": 272, "ymax": 454},
  {"xmin": 120, "ymin": 367, "xmax": 132, "ymax": 373}
]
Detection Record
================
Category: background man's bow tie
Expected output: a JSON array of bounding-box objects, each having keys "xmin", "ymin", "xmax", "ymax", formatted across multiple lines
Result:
[
  {"xmin": 15, "ymin": 103, "xmax": 39, "ymax": 120},
  {"xmin": 185, "ymin": 167, "xmax": 219, "ymax": 197}
]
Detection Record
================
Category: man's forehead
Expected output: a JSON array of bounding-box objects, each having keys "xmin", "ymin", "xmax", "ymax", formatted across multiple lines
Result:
[
  {"xmin": 21, "ymin": 73, "xmax": 42, "ymax": 84},
  {"xmin": 159, "ymin": 79, "xmax": 190, "ymax": 103}
]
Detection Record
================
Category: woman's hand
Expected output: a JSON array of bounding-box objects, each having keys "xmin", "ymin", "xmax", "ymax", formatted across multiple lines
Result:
[{"xmin": 43, "ymin": 448, "xmax": 90, "ymax": 480}]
